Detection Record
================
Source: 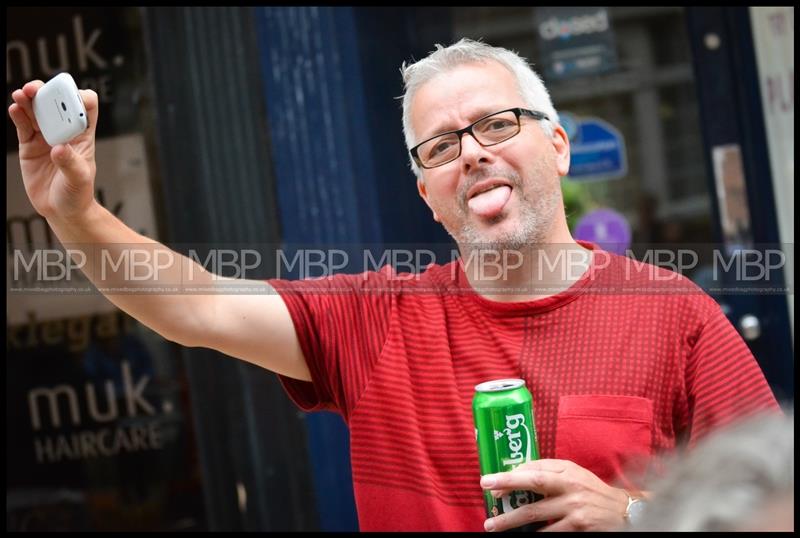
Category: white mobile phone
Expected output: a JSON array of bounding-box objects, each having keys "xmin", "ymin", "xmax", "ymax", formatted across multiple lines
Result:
[{"xmin": 32, "ymin": 72, "xmax": 89, "ymax": 146}]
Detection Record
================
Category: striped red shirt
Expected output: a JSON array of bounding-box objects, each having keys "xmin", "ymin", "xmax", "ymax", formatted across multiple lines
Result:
[{"xmin": 268, "ymin": 243, "xmax": 779, "ymax": 531}]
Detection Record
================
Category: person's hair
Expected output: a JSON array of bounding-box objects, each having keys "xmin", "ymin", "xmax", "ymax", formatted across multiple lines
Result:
[
  {"xmin": 400, "ymin": 38, "xmax": 558, "ymax": 178},
  {"xmin": 629, "ymin": 410, "xmax": 794, "ymax": 532}
]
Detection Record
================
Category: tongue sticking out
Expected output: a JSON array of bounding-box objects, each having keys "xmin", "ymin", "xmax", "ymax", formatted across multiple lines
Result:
[{"xmin": 467, "ymin": 186, "xmax": 512, "ymax": 219}]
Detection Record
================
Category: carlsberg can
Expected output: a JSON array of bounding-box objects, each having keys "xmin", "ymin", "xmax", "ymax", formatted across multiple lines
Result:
[{"xmin": 473, "ymin": 378, "xmax": 542, "ymax": 529}]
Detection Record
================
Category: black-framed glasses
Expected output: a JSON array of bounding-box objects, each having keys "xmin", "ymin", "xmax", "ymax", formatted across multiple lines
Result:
[{"xmin": 409, "ymin": 107, "xmax": 549, "ymax": 169}]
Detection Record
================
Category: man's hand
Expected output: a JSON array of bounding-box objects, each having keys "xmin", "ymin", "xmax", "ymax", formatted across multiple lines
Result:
[
  {"xmin": 9, "ymin": 81, "xmax": 100, "ymax": 223},
  {"xmin": 479, "ymin": 459, "xmax": 629, "ymax": 532}
]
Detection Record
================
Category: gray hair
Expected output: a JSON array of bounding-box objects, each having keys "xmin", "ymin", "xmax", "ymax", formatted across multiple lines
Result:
[
  {"xmin": 629, "ymin": 410, "xmax": 794, "ymax": 532},
  {"xmin": 400, "ymin": 38, "xmax": 559, "ymax": 177}
]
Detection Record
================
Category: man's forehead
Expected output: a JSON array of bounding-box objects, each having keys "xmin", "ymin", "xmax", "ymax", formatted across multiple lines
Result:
[{"xmin": 411, "ymin": 62, "xmax": 520, "ymax": 138}]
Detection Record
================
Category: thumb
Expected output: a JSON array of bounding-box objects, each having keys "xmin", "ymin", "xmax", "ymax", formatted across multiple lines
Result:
[{"xmin": 51, "ymin": 144, "xmax": 89, "ymax": 183}]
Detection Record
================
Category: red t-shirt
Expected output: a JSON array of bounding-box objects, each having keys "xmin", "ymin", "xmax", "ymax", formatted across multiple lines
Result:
[{"xmin": 268, "ymin": 243, "xmax": 779, "ymax": 531}]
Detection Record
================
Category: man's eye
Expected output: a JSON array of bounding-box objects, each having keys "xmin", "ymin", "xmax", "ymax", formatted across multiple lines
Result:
[
  {"xmin": 429, "ymin": 140, "xmax": 456, "ymax": 157},
  {"xmin": 484, "ymin": 119, "xmax": 514, "ymax": 131}
]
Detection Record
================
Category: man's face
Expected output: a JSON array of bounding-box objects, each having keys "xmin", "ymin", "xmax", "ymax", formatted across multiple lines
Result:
[{"xmin": 411, "ymin": 61, "xmax": 570, "ymax": 250}]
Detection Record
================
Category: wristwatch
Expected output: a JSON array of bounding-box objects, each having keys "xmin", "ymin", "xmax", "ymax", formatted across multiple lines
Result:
[{"xmin": 623, "ymin": 490, "xmax": 647, "ymax": 526}]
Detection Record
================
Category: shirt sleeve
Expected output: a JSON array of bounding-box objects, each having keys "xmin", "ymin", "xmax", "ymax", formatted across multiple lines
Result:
[
  {"xmin": 684, "ymin": 306, "xmax": 781, "ymax": 447},
  {"xmin": 267, "ymin": 268, "xmax": 395, "ymax": 420}
]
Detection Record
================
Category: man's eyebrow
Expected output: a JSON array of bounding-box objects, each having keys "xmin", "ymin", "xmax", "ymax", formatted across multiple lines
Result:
[{"xmin": 423, "ymin": 107, "xmax": 503, "ymax": 140}]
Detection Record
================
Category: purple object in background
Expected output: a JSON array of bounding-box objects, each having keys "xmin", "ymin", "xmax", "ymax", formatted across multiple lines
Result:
[{"xmin": 574, "ymin": 208, "xmax": 632, "ymax": 255}]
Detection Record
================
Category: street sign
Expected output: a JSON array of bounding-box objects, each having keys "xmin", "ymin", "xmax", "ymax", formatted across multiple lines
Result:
[{"xmin": 564, "ymin": 114, "xmax": 628, "ymax": 181}]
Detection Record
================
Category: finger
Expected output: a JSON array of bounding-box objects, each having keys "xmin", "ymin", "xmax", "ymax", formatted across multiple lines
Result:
[
  {"xmin": 481, "ymin": 468, "xmax": 565, "ymax": 496},
  {"xmin": 484, "ymin": 496, "xmax": 564, "ymax": 532},
  {"xmin": 51, "ymin": 144, "xmax": 90, "ymax": 185},
  {"xmin": 22, "ymin": 79, "xmax": 45, "ymax": 98},
  {"xmin": 535, "ymin": 517, "xmax": 574, "ymax": 532},
  {"xmin": 8, "ymin": 103, "xmax": 35, "ymax": 143},
  {"xmin": 13, "ymin": 82, "xmax": 44, "ymax": 132},
  {"xmin": 490, "ymin": 488, "xmax": 510, "ymax": 499},
  {"xmin": 78, "ymin": 89, "xmax": 99, "ymax": 137}
]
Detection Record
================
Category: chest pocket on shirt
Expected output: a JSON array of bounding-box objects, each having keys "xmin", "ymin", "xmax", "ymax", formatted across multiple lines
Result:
[{"xmin": 554, "ymin": 395, "xmax": 653, "ymax": 486}]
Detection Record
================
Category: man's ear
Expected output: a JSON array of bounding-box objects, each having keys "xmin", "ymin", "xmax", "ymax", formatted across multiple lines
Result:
[
  {"xmin": 417, "ymin": 177, "xmax": 441, "ymax": 223},
  {"xmin": 551, "ymin": 124, "xmax": 571, "ymax": 177}
]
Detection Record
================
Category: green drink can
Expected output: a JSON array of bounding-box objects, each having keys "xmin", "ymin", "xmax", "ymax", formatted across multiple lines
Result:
[{"xmin": 473, "ymin": 378, "xmax": 542, "ymax": 530}]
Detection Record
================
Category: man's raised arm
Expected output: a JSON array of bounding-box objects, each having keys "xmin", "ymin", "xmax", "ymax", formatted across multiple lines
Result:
[{"xmin": 9, "ymin": 80, "xmax": 310, "ymax": 382}]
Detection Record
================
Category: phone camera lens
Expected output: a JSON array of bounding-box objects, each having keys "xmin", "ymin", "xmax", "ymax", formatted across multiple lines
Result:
[{"xmin": 61, "ymin": 102, "xmax": 67, "ymax": 111}]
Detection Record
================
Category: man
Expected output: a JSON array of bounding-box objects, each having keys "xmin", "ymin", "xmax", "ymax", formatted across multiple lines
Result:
[{"xmin": 9, "ymin": 39, "xmax": 779, "ymax": 532}]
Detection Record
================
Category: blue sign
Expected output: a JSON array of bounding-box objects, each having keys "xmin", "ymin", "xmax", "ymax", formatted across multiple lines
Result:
[
  {"xmin": 574, "ymin": 208, "xmax": 631, "ymax": 255},
  {"xmin": 564, "ymin": 115, "xmax": 627, "ymax": 181}
]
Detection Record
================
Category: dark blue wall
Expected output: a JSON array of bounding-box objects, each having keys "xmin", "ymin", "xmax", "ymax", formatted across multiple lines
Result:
[{"xmin": 253, "ymin": 6, "xmax": 452, "ymax": 530}]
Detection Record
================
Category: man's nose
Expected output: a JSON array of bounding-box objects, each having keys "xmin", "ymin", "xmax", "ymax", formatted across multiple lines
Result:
[{"xmin": 459, "ymin": 132, "xmax": 494, "ymax": 174}]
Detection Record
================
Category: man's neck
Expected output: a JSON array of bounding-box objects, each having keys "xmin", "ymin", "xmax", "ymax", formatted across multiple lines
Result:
[{"xmin": 460, "ymin": 240, "xmax": 593, "ymax": 303}]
